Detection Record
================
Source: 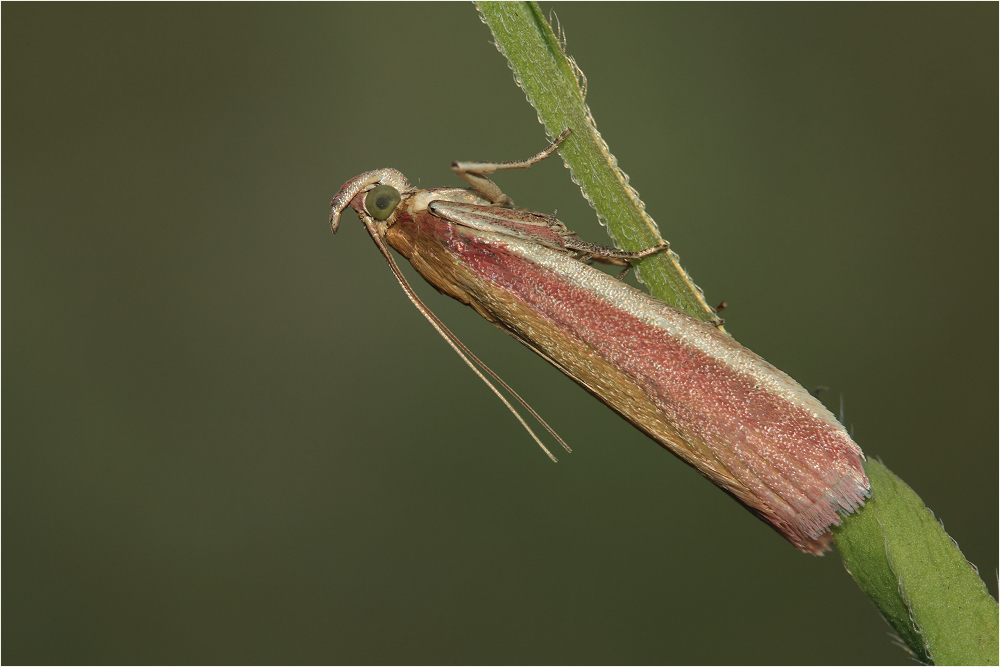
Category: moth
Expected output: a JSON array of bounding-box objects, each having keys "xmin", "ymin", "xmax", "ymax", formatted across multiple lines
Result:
[{"xmin": 330, "ymin": 132, "xmax": 869, "ymax": 554}]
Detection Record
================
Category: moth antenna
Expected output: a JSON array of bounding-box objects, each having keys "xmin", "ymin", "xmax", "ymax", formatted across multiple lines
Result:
[
  {"xmin": 434, "ymin": 320, "xmax": 573, "ymax": 457},
  {"xmin": 362, "ymin": 219, "xmax": 571, "ymax": 461}
]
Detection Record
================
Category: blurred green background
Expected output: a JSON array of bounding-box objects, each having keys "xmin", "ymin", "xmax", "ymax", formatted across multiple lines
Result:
[{"xmin": 4, "ymin": 3, "xmax": 996, "ymax": 664}]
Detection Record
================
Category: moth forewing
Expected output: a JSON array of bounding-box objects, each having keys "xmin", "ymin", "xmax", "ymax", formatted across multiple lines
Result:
[{"xmin": 330, "ymin": 138, "xmax": 869, "ymax": 555}]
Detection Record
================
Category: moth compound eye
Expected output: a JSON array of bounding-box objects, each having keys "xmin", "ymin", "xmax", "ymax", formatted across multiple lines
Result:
[{"xmin": 365, "ymin": 184, "xmax": 401, "ymax": 221}]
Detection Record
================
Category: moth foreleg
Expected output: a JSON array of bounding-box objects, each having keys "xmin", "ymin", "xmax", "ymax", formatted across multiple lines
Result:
[{"xmin": 451, "ymin": 129, "xmax": 571, "ymax": 206}]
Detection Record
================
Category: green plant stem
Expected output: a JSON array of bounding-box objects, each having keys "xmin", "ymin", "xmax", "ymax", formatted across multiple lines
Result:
[
  {"xmin": 834, "ymin": 461, "xmax": 998, "ymax": 664},
  {"xmin": 475, "ymin": 2, "xmax": 717, "ymax": 323},
  {"xmin": 476, "ymin": 2, "xmax": 999, "ymax": 664}
]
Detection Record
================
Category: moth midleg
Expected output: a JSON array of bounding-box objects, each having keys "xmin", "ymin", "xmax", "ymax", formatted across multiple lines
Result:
[
  {"xmin": 563, "ymin": 238, "xmax": 669, "ymax": 281},
  {"xmin": 565, "ymin": 238, "xmax": 670, "ymax": 264},
  {"xmin": 451, "ymin": 129, "xmax": 571, "ymax": 206}
]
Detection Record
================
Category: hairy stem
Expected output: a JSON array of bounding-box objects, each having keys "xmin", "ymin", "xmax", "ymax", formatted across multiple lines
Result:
[{"xmin": 476, "ymin": 1, "xmax": 717, "ymax": 323}]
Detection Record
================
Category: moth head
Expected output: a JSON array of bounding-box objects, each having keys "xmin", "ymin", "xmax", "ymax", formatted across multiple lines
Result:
[{"xmin": 330, "ymin": 168, "xmax": 409, "ymax": 232}]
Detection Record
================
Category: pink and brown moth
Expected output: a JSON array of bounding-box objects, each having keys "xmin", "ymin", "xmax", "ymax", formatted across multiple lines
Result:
[{"xmin": 329, "ymin": 132, "xmax": 869, "ymax": 555}]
